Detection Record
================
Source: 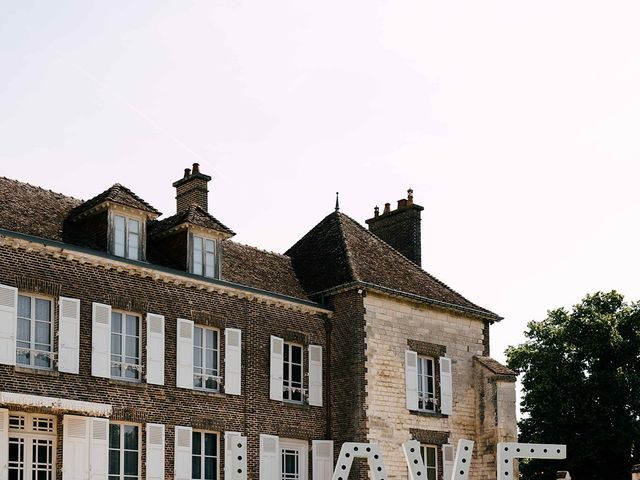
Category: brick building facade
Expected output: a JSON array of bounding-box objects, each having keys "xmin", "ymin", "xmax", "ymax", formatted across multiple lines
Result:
[{"xmin": 0, "ymin": 165, "xmax": 516, "ymax": 480}]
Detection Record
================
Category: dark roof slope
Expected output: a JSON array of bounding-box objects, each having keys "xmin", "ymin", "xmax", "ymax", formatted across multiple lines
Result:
[
  {"xmin": 149, "ymin": 204, "xmax": 235, "ymax": 237},
  {"xmin": 222, "ymin": 241, "xmax": 308, "ymax": 300},
  {"xmin": 287, "ymin": 211, "xmax": 499, "ymax": 319},
  {"xmin": 0, "ymin": 177, "xmax": 82, "ymax": 241},
  {"xmin": 475, "ymin": 356, "xmax": 517, "ymax": 376},
  {"xmin": 68, "ymin": 183, "xmax": 160, "ymax": 219}
]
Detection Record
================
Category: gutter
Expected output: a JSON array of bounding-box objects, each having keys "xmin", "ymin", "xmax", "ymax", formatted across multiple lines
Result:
[
  {"xmin": 313, "ymin": 281, "xmax": 502, "ymax": 322},
  {"xmin": 0, "ymin": 228, "xmax": 331, "ymax": 314}
]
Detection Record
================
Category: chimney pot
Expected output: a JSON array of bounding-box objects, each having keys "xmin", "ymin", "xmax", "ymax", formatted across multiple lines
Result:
[
  {"xmin": 383, "ymin": 203, "xmax": 391, "ymax": 214},
  {"xmin": 192, "ymin": 163, "xmax": 200, "ymax": 174},
  {"xmin": 184, "ymin": 168, "xmax": 191, "ymax": 179},
  {"xmin": 407, "ymin": 188, "xmax": 414, "ymax": 204},
  {"xmin": 374, "ymin": 206, "xmax": 379, "ymax": 217}
]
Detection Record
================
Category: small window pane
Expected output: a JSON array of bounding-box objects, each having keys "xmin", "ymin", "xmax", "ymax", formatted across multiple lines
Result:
[
  {"xmin": 17, "ymin": 318, "xmax": 30, "ymax": 342},
  {"xmin": 194, "ymin": 327, "xmax": 203, "ymax": 347},
  {"xmin": 205, "ymin": 240, "xmax": 215, "ymax": 253},
  {"xmin": 109, "ymin": 424, "xmax": 121, "ymax": 449},
  {"xmin": 125, "ymin": 315, "xmax": 138, "ymax": 336},
  {"xmin": 18, "ymin": 295, "xmax": 31, "ymax": 318},
  {"xmin": 204, "ymin": 457, "xmax": 215, "ymax": 480},
  {"xmin": 128, "ymin": 219, "xmax": 139, "ymax": 234},
  {"xmin": 204, "ymin": 433, "xmax": 216, "ymax": 456},
  {"xmin": 35, "ymin": 322, "xmax": 50, "ymax": 345},
  {"xmin": 109, "ymin": 451, "xmax": 120, "ymax": 475},
  {"xmin": 35, "ymin": 299, "xmax": 51, "ymax": 322},
  {"xmin": 193, "ymin": 432, "xmax": 202, "ymax": 455},
  {"xmin": 112, "ymin": 313, "xmax": 122, "ymax": 333},
  {"xmin": 291, "ymin": 346, "xmax": 301, "ymax": 364},
  {"xmin": 123, "ymin": 425, "xmax": 138, "ymax": 450}
]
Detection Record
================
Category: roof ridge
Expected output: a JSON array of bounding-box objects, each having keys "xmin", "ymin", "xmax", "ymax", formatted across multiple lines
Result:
[
  {"xmin": 0, "ymin": 176, "xmax": 84, "ymax": 203},
  {"xmin": 336, "ymin": 211, "xmax": 489, "ymax": 314},
  {"xmin": 226, "ymin": 240, "xmax": 293, "ymax": 260},
  {"xmin": 334, "ymin": 212, "xmax": 359, "ymax": 281}
]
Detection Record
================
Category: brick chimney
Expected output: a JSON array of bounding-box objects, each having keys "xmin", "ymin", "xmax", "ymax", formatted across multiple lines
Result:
[
  {"xmin": 365, "ymin": 189, "xmax": 424, "ymax": 266},
  {"xmin": 172, "ymin": 163, "xmax": 212, "ymax": 213}
]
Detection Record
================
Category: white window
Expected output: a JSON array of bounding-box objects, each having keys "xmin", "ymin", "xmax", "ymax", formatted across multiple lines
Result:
[
  {"xmin": 283, "ymin": 343, "xmax": 304, "ymax": 403},
  {"xmin": 8, "ymin": 412, "xmax": 56, "ymax": 480},
  {"xmin": 192, "ymin": 431, "xmax": 218, "ymax": 480},
  {"xmin": 191, "ymin": 234, "xmax": 218, "ymax": 278},
  {"xmin": 417, "ymin": 356, "xmax": 436, "ymax": 412},
  {"xmin": 193, "ymin": 326, "xmax": 220, "ymax": 392},
  {"xmin": 109, "ymin": 423, "xmax": 140, "ymax": 480},
  {"xmin": 280, "ymin": 439, "xmax": 308, "ymax": 480},
  {"xmin": 113, "ymin": 214, "xmax": 142, "ymax": 260},
  {"xmin": 111, "ymin": 311, "xmax": 141, "ymax": 381},
  {"xmin": 16, "ymin": 294, "xmax": 54, "ymax": 370},
  {"xmin": 419, "ymin": 445, "xmax": 438, "ymax": 480}
]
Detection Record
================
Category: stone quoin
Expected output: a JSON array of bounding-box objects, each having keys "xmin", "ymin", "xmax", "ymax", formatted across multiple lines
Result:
[{"xmin": 0, "ymin": 165, "xmax": 517, "ymax": 480}]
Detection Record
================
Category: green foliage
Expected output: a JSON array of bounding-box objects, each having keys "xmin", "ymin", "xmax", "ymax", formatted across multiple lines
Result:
[{"xmin": 506, "ymin": 291, "xmax": 640, "ymax": 480}]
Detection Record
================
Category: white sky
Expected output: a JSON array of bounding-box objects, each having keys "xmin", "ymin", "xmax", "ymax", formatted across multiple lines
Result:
[{"xmin": 2, "ymin": 1, "xmax": 640, "ymax": 415}]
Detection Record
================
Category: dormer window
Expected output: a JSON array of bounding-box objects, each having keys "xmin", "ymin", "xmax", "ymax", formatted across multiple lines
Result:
[
  {"xmin": 112, "ymin": 214, "xmax": 143, "ymax": 260},
  {"xmin": 190, "ymin": 233, "xmax": 218, "ymax": 278}
]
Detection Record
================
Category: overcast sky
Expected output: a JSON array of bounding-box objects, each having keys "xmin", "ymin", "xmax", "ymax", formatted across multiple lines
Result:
[{"xmin": 2, "ymin": 1, "xmax": 640, "ymax": 414}]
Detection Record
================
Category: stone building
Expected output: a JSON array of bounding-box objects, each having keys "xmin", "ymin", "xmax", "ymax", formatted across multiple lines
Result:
[{"xmin": 0, "ymin": 164, "xmax": 516, "ymax": 480}]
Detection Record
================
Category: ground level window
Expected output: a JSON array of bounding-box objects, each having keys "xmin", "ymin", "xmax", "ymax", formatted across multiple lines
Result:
[
  {"xmin": 109, "ymin": 423, "xmax": 139, "ymax": 480},
  {"xmin": 280, "ymin": 439, "xmax": 308, "ymax": 480},
  {"xmin": 8, "ymin": 412, "xmax": 56, "ymax": 480},
  {"xmin": 419, "ymin": 444, "xmax": 438, "ymax": 480},
  {"xmin": 192, "ymin": 431, "xmax": 218, "ymax": 480}
]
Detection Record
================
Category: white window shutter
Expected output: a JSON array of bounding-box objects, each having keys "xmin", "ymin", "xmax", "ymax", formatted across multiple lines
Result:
[
  {"xmin": 146, "ymin": 423, "xmax": 165, "ymax": 480},
  {"xmin": 89, "ymin": 417, "xmax": 108, "ymax": 480},
  {"xmin": 440, "ymin": 356, "xmax": 453, "ymax": 415},
  {"xmin": 176, "ymin": 318, "xmax": 194, "ymax": 389},
  {"xmin": 259, "ymin": 434, "xmax": 280, "ymax": 480},
  {"xmin": 308, "ymin": 345, "xmax": 323, "ymax": 407},
  {"xmin": 405, "ymin": 350, "xmax": 418, "ymax": 410},
  {"xmin": 312, "ymin": 440, "xmax": 333, "ymax": 480},
  {"xmin": 443, "ymin": 444, "xmax": 454, "ymax": 480},
  {"xmin": 0, "ymin": 284, "xmax": 17, "ymax": 366},
  {"xmin": 91, "ymin": 302, "xmax": 111, "ymax": 378},
  {"xmin": 0, "ymin": 409, "xmax": 8, "ymax": 480},
  {"xmin": 58, "ymin": 297, "xmax": 81, "ymax": 374},
  {"xmin": 269, "ymin": 336, "xmax": 284, "ymax": 401},
  {"xmin": 225, "ymin": 431, "xmax": 241, "ymax": 480},
  {"xmin": 174, "ymin": 426, "xmax": 192, "ymax": 480},
  {"xmin": 146, "ymin": 313, "xmax": 165, "ymax": 385},
  {"xmin": 62, "ymin": 415, "xmax": 90, "ymax": 480},
  {"xmin": 225, "ymin": 328, "xmax": 242, "ymax": 395}
]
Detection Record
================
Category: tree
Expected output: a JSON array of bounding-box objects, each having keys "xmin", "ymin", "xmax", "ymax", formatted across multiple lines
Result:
[{"xmin": 506, "ymin": 291, "xmax": 640, "ymax": 480}]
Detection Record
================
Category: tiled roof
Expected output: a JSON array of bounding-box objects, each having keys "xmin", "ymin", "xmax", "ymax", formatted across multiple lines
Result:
[
  {"xmin": 475, "ymin": 356, "xmax": 517, "ymax": 376},
  {"xmin": 149, "ymin": 204, "xmax": 235, "ymax": 237},
  {"xmin": 222, "ymin": 242, "xmax": 309, "ymax": 300},
  {"xmin": 287, "ymin": 211, "xmax": 500, "ymax": 320},
  {"xmin": 0, "ymin": 177, "xmax": 82, "ymax": 241},
  {"xmin": 68, "ymin": 183, "xmax": 160, "ymax": 219}
]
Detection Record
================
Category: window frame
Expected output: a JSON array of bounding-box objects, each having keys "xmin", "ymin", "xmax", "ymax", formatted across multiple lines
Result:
[
  {"xmin": 193, "ymin": 325, "xmax": 221, "ymax": 392},
  {"xmin": 110, "ymin": 310, "xmax": 142, "ymax": 382},
  {"xmin": 110, "ymin": 210, "xmax": 145, "ymax": 261},
  {"xmin": 279, "ymin": 438, "xmax": 308, "ymax": 480},
  {"xmin": 191, "ymin": 430, "xmax": 219, "ymax": 480},
  {"xmin": 419, "ymin": 444, "xmax": 438, "ymax": 480},
  {"xmin": 16, "ymin": 293, "xmax": 55, "ymax": 370},
  {"xmin": 108, "ymin": 421, "xmax": 141, "ymax": 480},
  {"xmin": 282, "ymin": 342, "xmax": 304, "ymax": 404},
  {"xmin": 7, "ymin": 412, "xmax": 57, "ymax": 480},
  {"xmin": 416, "ymin": 356, "xmax": 436, "ymax": 412},
  {"xmin": 189, "ymin": 232, "xmax": 219, "ymax": 279}
]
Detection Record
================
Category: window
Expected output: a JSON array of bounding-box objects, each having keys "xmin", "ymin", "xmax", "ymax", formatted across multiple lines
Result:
[
  {"xmin": 16, "ymin": 294, "xmax": 54, "ymax": 370},
  {"xmin": 419, "ymin": 445, "xmax": 438, "ymax": 480},
  {"xmin": 8, "ymin": 412, "xmax": 56, "ymax": 480},
  {"xmin": 191, "ymin": 234, "xmax": 217, "ymax": 278},
  {"xmin": 111, "ymin": 311, "xmax": 141, "ymax": 381},
  {"xmin": 417, "ymin": 356, "xmax": 436, "ymax": 412},
  {"xmin": 109, "ymin": 423, "xmax": 140, "ymax": 480},
  {"xmin": 193, "ymin": 326, "xmax": 220, "ymax": 392},
  {"xmin": 192, "ymin": 431, "xmax": 218, "ymax": 480},
  {"xmin": 283, "ymin": 343, "xmax": 304, "ymax": 403},
  {"xmin": 113, "ymin": 214, "xmax": 141, "ymax": 260},
  {"xmin": 280, "ymin": 439, "xmax": 308, "ymax": 480}
]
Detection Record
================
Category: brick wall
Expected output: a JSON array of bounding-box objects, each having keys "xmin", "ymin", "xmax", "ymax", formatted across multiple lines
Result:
[{"xmin": 0, "ymin": 242, "xmax": 327, "ymax": 480}]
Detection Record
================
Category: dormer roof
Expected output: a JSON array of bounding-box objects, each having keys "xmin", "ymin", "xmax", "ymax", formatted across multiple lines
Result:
[
  {"xmin": 68, "ymin": 183, "xmax": 161, "ymax": 221},
  {"xmin": 149, "ymin": 204, "xmax": 235, "ymax": 239}
]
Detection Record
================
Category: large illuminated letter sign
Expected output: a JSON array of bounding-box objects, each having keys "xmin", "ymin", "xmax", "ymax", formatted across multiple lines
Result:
[
  {"xmin": 403, "ymin": 440, "xmax": 474, "ymax": 480},
  {"xmin": 229, "ymin": 436, "xmax": 248, "ymax": 480},
  {"xmin": 332, "ymin": 443, "xmax": 387, "ymax": 480},
  {"xmin": 496, "ymin": 443, "xmax": 566, "ymax": 480}
]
